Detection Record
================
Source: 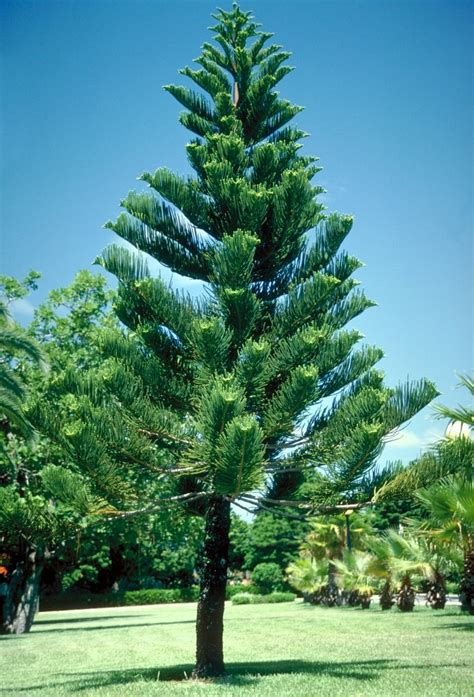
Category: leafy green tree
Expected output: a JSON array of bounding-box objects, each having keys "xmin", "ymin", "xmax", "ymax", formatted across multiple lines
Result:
[
  {"xmin": 243, "ymin": 512, "xmax": 308, "ymax": 571},
  {"xmin": 89, "ymin": 5, "xmax": 436, "ymax": 676},
  {"xmin": 1, "ymin": 272, "xmax": 127, "ymax": 632},
  {"xmin": 228, "ymin": 513, "xmax": 251, "ymax": 572},
  {"xmin": 289, "ymin": 512, "xmax": 374, "ymax": 605},
  {"xmin": 30, "ymin": 270, "xmax": 116, "ymax": 371}
]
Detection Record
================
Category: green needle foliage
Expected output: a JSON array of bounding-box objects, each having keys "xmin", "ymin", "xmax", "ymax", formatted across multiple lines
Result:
[
  {"xmin": 96, "ymin": 4, "xmax": 437, "ymax": 510},
  {"xmin": 79, "ymin": 3, "xmax": 436, "ymax": 676}
]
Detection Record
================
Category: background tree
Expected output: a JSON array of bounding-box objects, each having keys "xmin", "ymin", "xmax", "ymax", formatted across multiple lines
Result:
[
  {"xmin": 243, "ymin": 512, "xmax": 308, "ymax": 572},
  {"xmin": 0, "ymin": 274, "xmax": 52, "ymax": 633},
  {"xmin": 1, "ymin": 272, "xmax": 163, "ymax": 631},
  {"xmin": 86, "ymin": 4, "xmax": 436, "ymax": 677}
]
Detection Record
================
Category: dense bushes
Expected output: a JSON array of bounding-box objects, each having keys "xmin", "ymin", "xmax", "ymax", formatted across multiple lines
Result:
[
  {"xmin": 226, "ymin": 583, "xmax": 257, "ymax": 599},
  {"xmin": 122, "ymin": 588, "xmax": 199, "ymax": 605},
  {"xmin": 251, "ymin": 563, "xmax": 284, "ymax": 594},
  {"xmin": 40, "ymin": 587, "xmax": 200, "ymax": 610}
]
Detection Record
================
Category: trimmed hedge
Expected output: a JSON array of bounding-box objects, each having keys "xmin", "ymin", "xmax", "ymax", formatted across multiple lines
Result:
[
  {"xmin": 123, "ymin": 588, "xmax": 199, "ymax": 605},
  {"xmin": 226, "ymin": 583, "xmax": 258, "ymax": 599},
  {"xmin": 232, "ymin": 592, "xmax": 296, "ymax": 605},
  {"xmin": 42, "ymin": 585, "xmax": 296, "ymax": 611},
  {"xmin": 40, "ymin": 587, "xmax": 200, "ymax": 611}
]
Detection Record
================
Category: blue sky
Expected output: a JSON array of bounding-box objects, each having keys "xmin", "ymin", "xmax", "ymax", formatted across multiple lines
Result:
[{"xmin": 1, "ymin": 0, "xmax": 472, "ymax": 464}]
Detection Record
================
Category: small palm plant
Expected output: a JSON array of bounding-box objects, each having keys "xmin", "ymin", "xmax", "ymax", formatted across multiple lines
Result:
[
  {"xmin": 366, "ymin": 536, "xmax": 396, "ymax": 610},
  {"xmin": 383, "ymin": 531, "xmax": 419, "ymax": 612},
  {"xmin": 389, "ymin": 532, "xmax": 455, "ymax": 610},
  {"xmin": 302, "ymin": 513, "xmax": 373, "ymax": 605},
  {"xmin": 367, "ymin": 531, "xmax": 419, "ymax": 611},
  {"xmin": 417, "ymin": 477, "xmax": 474, "ymax": 614},
  {"xmin": 286, "ymin": 556, "xmax": 329, "ymax": 605},
  {"xmin": 332, "ymin": 549, "xmax": 377, "ymax": 608}
]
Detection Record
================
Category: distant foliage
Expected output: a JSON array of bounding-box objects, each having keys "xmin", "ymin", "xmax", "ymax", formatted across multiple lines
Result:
[{"xmin": 251, "ymin": 562, "xmax": 284, "ymax": 594}]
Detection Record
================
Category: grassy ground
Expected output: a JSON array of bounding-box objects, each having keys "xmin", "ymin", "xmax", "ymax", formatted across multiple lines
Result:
[{"xmin": 1, "ymin": 600, "xmax": 472, "ymax": 696}]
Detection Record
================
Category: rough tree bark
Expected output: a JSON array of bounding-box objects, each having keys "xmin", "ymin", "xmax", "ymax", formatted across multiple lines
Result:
[
  {"xmin": 0, "ymin": 545, "xmax": 43, "ymax": 635},
  {"xmin": 193, "ymin": 496, "xmax": 231, "ymax": 678}
]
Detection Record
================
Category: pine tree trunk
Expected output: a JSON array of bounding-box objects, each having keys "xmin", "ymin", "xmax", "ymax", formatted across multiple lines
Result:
[
  {"xmin": 193, "ymin": 496, "xmax": 231, "ymax": 678},
  {"xmin": 459, "ymin": 544, "xmax": 474, "ymax": 615},
  {"xmin": 0, "ymin": 547, "xmax": 43, "ymax": 635}
]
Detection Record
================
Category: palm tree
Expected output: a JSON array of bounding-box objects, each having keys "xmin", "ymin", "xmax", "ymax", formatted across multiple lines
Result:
[
  {"xmin": 302, "ymin": 513, "xmax": 373, "ymax": 604},
  {"xmin": 389, "ymin": 532, "xmax": 456, "ymax": 610},
  {"xmin": 417, "ymin": 478, "xmax": 474, "ymax": 614},
  {"xmin": 433, "ymin": 374, "xmax": 473, "ymax": 432},
  {"xmin": 332, "ymin": 550, "xmax": 377, "ymax": 608},
  {"xmin": 367, "ymin": 534, "xmax": 398, "ymax": 610},
  {"xmin": 286, "ymin": 557, "xmax": 329, "ymax": 605},
  {"xmin": 0, "ymin": 301, "xmax": 47, "ymax": 444}
]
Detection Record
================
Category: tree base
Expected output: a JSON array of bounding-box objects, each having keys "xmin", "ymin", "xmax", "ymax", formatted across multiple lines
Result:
[
  {"xmin": 194, "ymin": 497, "xmax": 231, "ymax": 679},
  {"xmin": 460, "ymin": 547, "xmax": 474, "ymax": 615},
  {"xmin": 396, "ymin": 577, "xmax": 415, "ymax": 612},
  {"xmin": 192, "ymin": 663, "xmax": 226, "ymax": 680},
  {"xmin": 379, "ymin": 582, "xmax": 394, "ymax": 611},
  {"xmin": 426, "ymin": 581, "xmax": 446, "ymax": 610},
  {"xmin": 0, "ymin": 548, "xmax": 42, "ymax": 635}
]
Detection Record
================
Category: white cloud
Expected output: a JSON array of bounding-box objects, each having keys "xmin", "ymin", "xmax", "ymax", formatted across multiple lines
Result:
[
  {"xmin": 10, "ymin": 298, "xmax": 35, "ymax": 319},
  {"xmin": 384, "ymin": 430, "xmax": 424, "ymax": 449},
  {"xmin": 384, "ymin": 426, "xmax": 444, "ymax": 450}
]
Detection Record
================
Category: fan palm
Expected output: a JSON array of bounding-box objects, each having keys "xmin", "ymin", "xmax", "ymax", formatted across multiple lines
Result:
[
  {"xmin": 286, "ymin": 556, "xmax": 329, "ymax": 605},
  {"xmin": 332, "ymin": 550, "xmax": 377, "ymax": 608},
  {"xmin": 302, "ymin": 513, "xmax": 373, "ymax": 605},
  {"xmin": 389, "ymin": 532, "xmax": 456, "ymax": 609},
  {"xmin": 417, "ymin": 477, "xmax": 474, "ymax": 614}
]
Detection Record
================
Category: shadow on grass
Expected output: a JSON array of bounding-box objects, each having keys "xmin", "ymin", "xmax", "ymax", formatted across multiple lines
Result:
[
  {"xmin": 30, "ymin": 620, "xmax": 195, "ymax": 634},
  {"xmin": 11, "ymin": 659, "xmax": 394, "ymax": 692},
  {"xmin": 35, "ymin": 615, "xmax": 145, "ymax": 625},
  {"xmin": 11, "ymin": 656, "xmax": 472, "ymax": 692},
  {"xmin": 436, "ymin": 622, "xmax": 473, "ymax": 632}
]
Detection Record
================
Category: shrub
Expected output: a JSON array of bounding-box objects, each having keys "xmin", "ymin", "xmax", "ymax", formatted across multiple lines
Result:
[
  {"xmin": 232, "ymin": 592, "xmax": 296, "ymax": 605},
  {"xmin": 251, "ymin": 562, "xmax": 284, "ymax": 594},
  {"xmin": 225, "ymin": 583, "xmax": 257, "ymax": 599},
  {"xmin": 123, "ymin": 587, "xmax": 199, "ymax": 606}
]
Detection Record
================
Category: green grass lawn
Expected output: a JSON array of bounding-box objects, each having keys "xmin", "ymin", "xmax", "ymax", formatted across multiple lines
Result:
[{"xmin": 1, "ymin": 600, "xmax": 472, "ymax": 696}]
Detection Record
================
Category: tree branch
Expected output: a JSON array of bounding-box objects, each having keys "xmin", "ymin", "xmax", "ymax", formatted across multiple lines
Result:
[
  {"xmin": 265, "ymin": 436, "xmax": 310, "ymax": 452},
  {"xmin": 137, "ymin": 427, "xmax": 193, "ymax": 447},
  {"xmin": 86, "ymin": 492, "xmax": 209, "ymax": 526},
  {"xmin": 241, "ymin": 492, "xmax": 371, "ymax": 514},
  {"xmin": 238, "ymin": 495, "xmax": 309, "ymax": 522}
]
